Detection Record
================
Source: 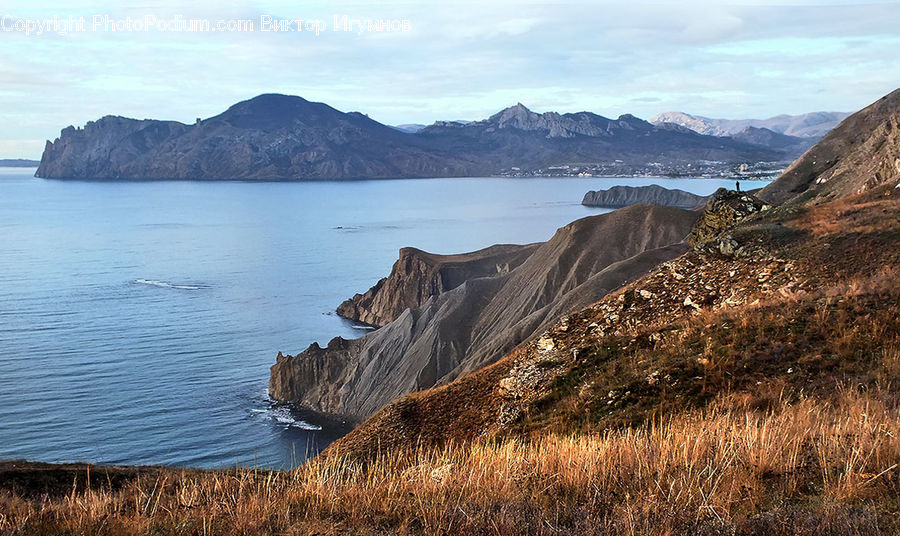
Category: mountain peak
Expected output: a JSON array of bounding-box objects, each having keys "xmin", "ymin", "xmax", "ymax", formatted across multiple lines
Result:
[
  {"xmin": 488, "ymin": 103, "xmax": 539, "ymax": 126},
  {"xmin": 216, "ymin": 93, "xmax": 339, "ymax": 131}
]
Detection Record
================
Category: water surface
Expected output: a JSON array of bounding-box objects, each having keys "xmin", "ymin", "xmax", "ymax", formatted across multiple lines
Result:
[{"xmin": 0, "ymin": 170, "xmax": 768, "ymax": 468}]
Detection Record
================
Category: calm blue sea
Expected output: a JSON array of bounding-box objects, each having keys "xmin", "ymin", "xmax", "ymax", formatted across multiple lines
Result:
[{"xmin": 0, "ymin": 169, "xmax": 768, "ymax": 469}]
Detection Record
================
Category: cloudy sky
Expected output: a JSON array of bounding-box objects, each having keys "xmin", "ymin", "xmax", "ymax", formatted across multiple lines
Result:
[{"xmin": 1, "ymin": 0, "xmax": 898, "ymax": 158}]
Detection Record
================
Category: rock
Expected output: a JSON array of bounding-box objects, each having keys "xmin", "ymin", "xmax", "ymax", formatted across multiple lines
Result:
[
  {"xmin": 683, "ymin": 296, "xmax": 701, "ymax": 311},
  {"xmin": 688, "ymin": 189, "xmax": 771, "ymax": 247}
]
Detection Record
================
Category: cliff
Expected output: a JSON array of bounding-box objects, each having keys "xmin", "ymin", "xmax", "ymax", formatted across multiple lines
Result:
[
  {"xmin": 581, "ymin": 184, "xmax": 707, "ymax": 208},
  {"xmin": 36, "ymin": 94, "xmax": 784, "ymax": 180},
  {"xmin": 336, "ymin": 244, "xmax": 540, "ymax": 327},
  {"xmin": 269, "ymin": 204, "xmax": 699, "ymax": 418}
]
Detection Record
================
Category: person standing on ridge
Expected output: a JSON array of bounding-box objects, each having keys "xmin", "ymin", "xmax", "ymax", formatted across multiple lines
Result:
[{"xmin": 736, "ymin": 180, "xmax": 740, "ymax": 192}]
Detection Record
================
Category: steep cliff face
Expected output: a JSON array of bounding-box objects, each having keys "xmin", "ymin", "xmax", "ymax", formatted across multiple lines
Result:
[
  {"xmin": 582, "ymin": 184, "xmax": 707, "ymax": 208},
  {"xmin": 269, "ymin": 204, "xmax": 699, "ymax": 418},
  {"xmin": 36, "ymin": 116, "xmax": 190, "ymax": 179},
  {"xmin": 336, "ymin": 244, "xmax": 540, "ymax": 327},
  {"xmin": 759, "ymin": 89, "xmax": 900, "ymax": 205}
]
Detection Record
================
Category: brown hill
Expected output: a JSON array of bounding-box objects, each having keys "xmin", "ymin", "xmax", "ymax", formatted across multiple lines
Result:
[
  {"xmin": 270, "ymin": 204, "xmax": 699, "ymax": 418},
  {"xmin": 760, "ymin": 88, "xmax": 900, "ymax": 205},
  {"xmin": 336, "ymin": 244, "xmax": 540, "ymax": 327}
]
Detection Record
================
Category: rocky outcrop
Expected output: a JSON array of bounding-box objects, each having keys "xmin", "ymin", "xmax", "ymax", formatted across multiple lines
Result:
[
  {"xmin": 37, "ymin": 94, "xmax": 782, "ymax": 180},
  {"xmin": 269, "ymin": 204, "xmax": 699, "ymax": 418},
  {"xmin": 581, "ymin": 184, "xmax": 707, "ymax": 208},
  {"xmin": 336, "ymin": 244, "xmax": 540, "ymax": 327},
  {"xmin": 687, "ymin": 188, "xmax": 770, "ymax": 247},
  {"xmin": 759, "ymin": 88, "xmax": 900, "ymax": 205}
]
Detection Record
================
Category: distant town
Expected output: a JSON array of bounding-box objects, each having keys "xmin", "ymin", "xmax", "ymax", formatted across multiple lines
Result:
[{"xmin": 498, "ymin": 160, "xmax": 787, "ymax": 180}]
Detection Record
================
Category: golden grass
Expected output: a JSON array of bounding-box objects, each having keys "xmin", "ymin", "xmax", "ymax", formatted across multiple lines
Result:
[{"xmin": 2, "ymin": 390, "xmax": 898, "ymax": 535}]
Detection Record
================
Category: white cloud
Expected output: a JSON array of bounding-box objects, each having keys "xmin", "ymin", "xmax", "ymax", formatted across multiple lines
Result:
[{"xmin": 0, "ymin": 0, "xmax": 897, "ymax": 157}]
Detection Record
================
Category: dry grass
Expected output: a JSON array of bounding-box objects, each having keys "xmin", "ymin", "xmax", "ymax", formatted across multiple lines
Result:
[
  {"xmin": 4, "ymin": 193, "xmax": 898, "ymax": 535},
  {"xmin": 1, "ymin": 390, "xmax": 898, "ymax": 535}
]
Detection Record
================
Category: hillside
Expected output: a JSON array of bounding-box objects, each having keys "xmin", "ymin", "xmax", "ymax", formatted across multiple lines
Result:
[
  {"xmin": 760, "ymin": 88, "xmax": 900, "ymax": 205},
  {"xmin": 270, "ymin": 204, "xmax": 699, "ymax": 418},
  {"xmin": 35, "ymin": 95, "xmax": 783, "ymax": 180},
  {"xmin": 729, "ymin": 126, "xmax": 816, "ymax": 154},
  {"xmin": 3, "ymin": 90, "xmax": 898, "ymax": 535},
  {"xmin": 4, "ymin": 105, "xmax": 899, "ymax": 534},
  {"xmin": 329, "ymin": 89, "xmax": 900, "ymax": 457}
]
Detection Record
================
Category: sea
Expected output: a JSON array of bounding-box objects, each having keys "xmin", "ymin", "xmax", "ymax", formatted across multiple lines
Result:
[{"xmin": 0, "ymin": 169, "xmax": 769, "ymax": 469}]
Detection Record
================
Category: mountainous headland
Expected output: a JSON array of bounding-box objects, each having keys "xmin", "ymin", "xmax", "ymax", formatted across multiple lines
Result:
[
  {"xmin": 326, "ymin": 89, "xmax": 899, "ymax": 455},
  {"xmin": 36, "ymin": 95, "xmax": 803, "ymax": 181},
  {"xmin": 270, "ymin": 204, "xmax": 699, "ymax": 418}
]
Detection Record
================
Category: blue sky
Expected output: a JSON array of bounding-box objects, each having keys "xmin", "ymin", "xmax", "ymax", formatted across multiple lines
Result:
[{"xmin": 1, "ymin": 0, "xmax": 898, "ymax": 158}]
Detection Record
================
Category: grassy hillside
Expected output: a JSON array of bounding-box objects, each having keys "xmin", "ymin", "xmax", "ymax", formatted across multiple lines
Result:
[{"xmin": 2, "ymin": 384, "xmax": 897, "ymax": 535}]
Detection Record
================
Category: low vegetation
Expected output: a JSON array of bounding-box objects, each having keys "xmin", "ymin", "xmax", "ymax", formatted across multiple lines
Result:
[{"xmin": 1, "ymin": 385, "xmax": 898, "ymax": 535}]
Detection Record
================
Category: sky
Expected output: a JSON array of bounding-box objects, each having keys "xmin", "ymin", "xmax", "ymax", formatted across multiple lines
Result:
[{"xmin": 1, "ymin": 0, "xmax": 898, "ymax": 158}]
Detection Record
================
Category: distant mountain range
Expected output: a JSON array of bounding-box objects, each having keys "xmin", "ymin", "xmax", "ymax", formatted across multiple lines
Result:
[
  {"xmin": 650, "ymin": 111, "xmax": 850, "ymax": 138},
  {"xmin": 0, "ymin": 159, "xmax": 40, "ymax": 167},
  {"xmin": 37, "ymin": 95, "xmax": 796, "ymax": 180},
  {"xmin": 391, "ymin": 121, "xmax": 470, "ymax": 133}
]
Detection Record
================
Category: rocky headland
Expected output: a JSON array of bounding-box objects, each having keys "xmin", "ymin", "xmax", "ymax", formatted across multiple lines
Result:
[
  {"xmin": 270, "ymin": 204, "xmax": 700, "ymax": 418},
  {"xmin": 581, "ymin": 184, "xmax": 708, "ymax": 208}
]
